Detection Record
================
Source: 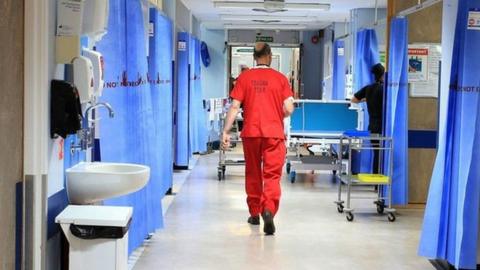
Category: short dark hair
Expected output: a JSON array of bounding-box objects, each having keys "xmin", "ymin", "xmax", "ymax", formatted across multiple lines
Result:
[
  {"xmin": 254, "ymin": 42, "xmax": 272, "ymax": 59},
  {"xmin": 371, "ymin": 63, "xmax": 385, "ymax": 81}
]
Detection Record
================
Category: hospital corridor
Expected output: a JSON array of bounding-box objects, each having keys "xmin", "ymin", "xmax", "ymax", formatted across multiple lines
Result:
[
  {"xmin": 133, "ymin": 154, "xmax": 431, "ymax": 270},
  {"xmin": 1, "ymin": 0, "xmax": 479, "ymax": 270}
]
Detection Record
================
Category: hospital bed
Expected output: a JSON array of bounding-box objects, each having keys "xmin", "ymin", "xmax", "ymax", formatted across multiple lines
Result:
[{"xmin": 286, "ymin": 100, "xmax": 363, "ymax": 183}]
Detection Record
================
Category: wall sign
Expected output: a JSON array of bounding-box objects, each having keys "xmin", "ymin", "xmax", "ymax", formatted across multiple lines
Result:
[
  {"xmin": 56, "ymin": 0, "xmax": 84, "ymax": 36},
  {"xmin": 408, "ymin": 44, "xmax": 441, "ymax": 98},
  {"xmin": 149, "ymin": 22, "xmax": 154, "ymax": 37},
  {"xmin": 256, "ymin": 36, "xmax": 274, "ymax": 43},
  {"xmin": 237, "ymin": 48, "xmax": 254, "ymax": 53},
  {"xmin": 468, "ymin": 9, "xmax": 480, "ymax": 30},
  {"xmin": 178, "ymin": 41, "xmax": 187, "ymax": 51},
  {"xmin": 408, "ymin": 48, "xmax": 429, "ymax": 82}
]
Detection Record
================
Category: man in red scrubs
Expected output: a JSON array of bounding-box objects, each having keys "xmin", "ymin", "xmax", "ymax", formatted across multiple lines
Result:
[{"xmin": 222, "ymin": 42, "xmax": 294, "ymax": 235}]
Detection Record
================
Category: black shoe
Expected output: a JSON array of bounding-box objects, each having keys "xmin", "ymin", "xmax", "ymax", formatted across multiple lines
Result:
[
  {"xmin": 247, "ymin": 216, "xmax": 260, "ymax": 225},
  {"xmin": 262, "ymin": 211, "xmax": 275, "ymax": 235}
]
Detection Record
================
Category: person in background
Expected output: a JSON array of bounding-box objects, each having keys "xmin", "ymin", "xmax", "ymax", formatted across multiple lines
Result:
[
  {"xmin": 222, "ymin": 42, "xmax": 294, "ymax": 235},
  {"xmin": 239, "ymin": 63, "xmax": 250, "ymax": 74},
  {"xmin": 351, "ymin": 63, "xmax": 385, "ymax": 174}
]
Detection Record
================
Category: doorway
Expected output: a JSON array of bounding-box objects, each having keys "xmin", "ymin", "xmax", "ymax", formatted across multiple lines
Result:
[{"xmin": 228, "ymin": 45, "xmax": 301, "ymax": 97}]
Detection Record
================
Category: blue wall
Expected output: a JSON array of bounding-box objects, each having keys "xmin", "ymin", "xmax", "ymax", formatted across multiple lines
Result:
[{"xmin": 200, "ymin": 28, "xmax": 227, "ymax": 99}]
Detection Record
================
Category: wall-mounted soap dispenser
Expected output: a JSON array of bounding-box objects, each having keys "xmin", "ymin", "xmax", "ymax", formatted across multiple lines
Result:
[
  {"xmin": 72, "ymin": 56, "xmax": 94, "ymax": 103},
  {"xmin": 82, "ymin": 0, "xmax": 109, "ymax": 42},
  {"xmin": 82, "ymin": 48, "xmax": 104, "ymax": 97}
]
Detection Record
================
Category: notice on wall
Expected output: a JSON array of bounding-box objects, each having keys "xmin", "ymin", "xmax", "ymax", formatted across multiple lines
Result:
[
  {"xmin": 345, "ymin": 74, "xmax": 354, "ymax": 99},
  {"xmin": 408, "ymin": 48, "xmax": 429, "ymax": 82},
  {"xmin": 468, "ymin": 9, "xmax": 480, "ymax": 30},
  {"xmin": 408, "ymin": 44, "xmax": 441, "ymax": 98},
  {"xmin": 56, "ymin": 0, "xmax": 84, "ymax": 36},
  {"xmin": 178, "ymin": 41, "xmax": 187, "ymax": 51},
  {"xmin": 214, "ymin": 99, "xmax": 223, "ymax": 114},
  {"xmin": 149, "ymin": 22, "xmax": 155, "ymax": 37}
]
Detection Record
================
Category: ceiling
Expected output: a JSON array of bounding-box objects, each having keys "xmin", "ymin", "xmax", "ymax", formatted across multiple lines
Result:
[{"xmin": 181, "ymin": 0, "xmax": 388, "ymax": 30}]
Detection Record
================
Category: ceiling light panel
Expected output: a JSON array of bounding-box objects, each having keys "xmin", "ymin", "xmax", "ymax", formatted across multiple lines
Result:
[
  {"xmin": 212, "ymin": 1, "xmax": 330, "ymax": 11},
  {"xmin": 220, "ymin": 14, "xmax": 319, "ymax": 22},
  {"xmin": 224, "ymin": 23, "xmax": 307, "ymax": 30}
]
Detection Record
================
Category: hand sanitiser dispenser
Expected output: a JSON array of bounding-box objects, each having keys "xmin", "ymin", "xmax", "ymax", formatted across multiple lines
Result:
[
  {"xmin": 73, "ymin": 56, "xmax": 94, "ymax": 103},
  {"xmin": 82, "ymin": 0, "xmax": 109, "ymax": 42},
  {"xmin": 83, "ymin": 48, "xmax": 104, "ymax": 97}
]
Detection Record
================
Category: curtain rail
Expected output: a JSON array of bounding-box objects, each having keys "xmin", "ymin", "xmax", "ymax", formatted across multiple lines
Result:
[{"xmin": 397, "ymin": 0, "xmax": 442, "ymax": 17}]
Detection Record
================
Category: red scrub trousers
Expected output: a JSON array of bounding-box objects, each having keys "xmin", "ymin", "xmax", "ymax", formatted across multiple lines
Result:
[{"xmin": 242, "ymin": 137, "xmax": 286, "ymax": 217}]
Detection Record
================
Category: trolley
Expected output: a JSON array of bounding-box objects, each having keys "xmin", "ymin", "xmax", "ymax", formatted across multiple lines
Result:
[
  {"xmin": 334, "ymin": 134, "xmax": 396, "ymax": 222},
  {"xmin": 217, "ymin": 112, "xmax": 244, "ymax": 181}
]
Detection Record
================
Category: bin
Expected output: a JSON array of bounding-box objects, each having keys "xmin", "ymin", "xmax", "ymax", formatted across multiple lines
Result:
[{"xmin": 56, "ymin": 205, "xmax": 132, "ymax": 270}]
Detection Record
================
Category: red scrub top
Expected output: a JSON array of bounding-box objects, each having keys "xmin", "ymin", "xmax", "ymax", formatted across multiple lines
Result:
[{"xmin": 230, "ymin": 67, "xmax": 293, "ymax": 139}]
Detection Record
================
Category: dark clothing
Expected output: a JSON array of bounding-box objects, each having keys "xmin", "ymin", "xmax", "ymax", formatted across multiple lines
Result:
[
  {"xmin": 50, "ymin": 80, "xmax": 82, "ymax": 139},
  {"xmin": 354, "ymin": 82, "xmax": 384, "ymax": 133},
  {"xmin": 354, "ymin": 81, "xmax": 384, "ymax": 174}
]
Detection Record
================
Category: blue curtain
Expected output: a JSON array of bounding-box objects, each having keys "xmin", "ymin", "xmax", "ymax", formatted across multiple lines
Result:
[
  {"xmin": 193, "ymin": 37, "xmax": 208, "ymax": 153},
  {"xmin": 332, "ymin": 40, "xmax": 346, "ymax": 100},
  {"xmin": 96, "ymin": 0, "xmax": 164, "ymax": 254},
  {"xmin": 175, "ymin": 32, "xmax": 191, "ymax": 166},
  {"xmin": 384, "ymin": 18, "xmax": 409, "ymax": 205},
  {"xmin": 188, "ymin": 37, "xmax": 198, "ymax": 153},
  {"xmin": 354, "ymin": 29, "xmax": 379, "ymax": 172},
  {"xmin": 419, "ymin": 1, "xmax": 480, "ymax": 268},
  {"xmin": 148, "ymin": 8, "xmax": 174, "ymax": 195},
  {"xmin": 180, "ymin": 35, "xmax": 207, "ymax": 157}
]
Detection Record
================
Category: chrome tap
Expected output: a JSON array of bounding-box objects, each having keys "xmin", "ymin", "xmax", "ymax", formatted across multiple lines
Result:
[
  {"xmin": 84, "ymin": 102, "xmax": 115, "ymax": 129},
  {"xmin": 71, "ymin": 102, "xmax": 115, "ymax": 156}
]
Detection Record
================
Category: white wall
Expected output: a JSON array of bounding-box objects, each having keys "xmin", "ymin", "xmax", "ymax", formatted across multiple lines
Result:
[
  {"xmin": 175, "ymin": 0, "xmax": 190, "ymax": 32},
  {"xmin": 322, "ymin": 26, "xmax": 334, "ymax": 100},
  {"xmin": 200, "ymin": 27, "xmax": 227, "ymax": 99},
  {"xmin": 334, "ymin": 22, "xmax": 352, "ymax": 72},
  {"xmin": 192, "ymin": 15, "xmax": 201, "ymax": 38},
  {"xmin": 47, "ymin": 0, "xmax": 65, "ymax": 198},
  {"xmin": 46, "ymin": 0, "xmax": 67, "ymax": 269}
]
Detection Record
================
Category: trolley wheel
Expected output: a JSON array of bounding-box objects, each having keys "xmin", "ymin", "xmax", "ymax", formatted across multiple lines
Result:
[
  {"xmin": 388, "ymin": 213, "xmax": 396, "ymax": 222},
  {"xmin": 337, "ymin": 204, "xmax": 344, "ymax": 213},
  {"xmin": 376, "ymin": 204, "xmax": 385, "ymax": 214},
  {"xmin": 286, "ymin": 162, "xmax": 291, "ymax": 174},
  {"xmin": 346, "ymin": 212, "xmax": 354, "ymax": 222},
  {"xmin": 289, "ymin": 171, "xmax": 296, "ymax": 183}
]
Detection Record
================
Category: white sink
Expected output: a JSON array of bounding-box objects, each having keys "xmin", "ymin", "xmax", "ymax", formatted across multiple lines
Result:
[{"xmin": 66, "ymin": 162, "xmax": 150, "ymax": 205}]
